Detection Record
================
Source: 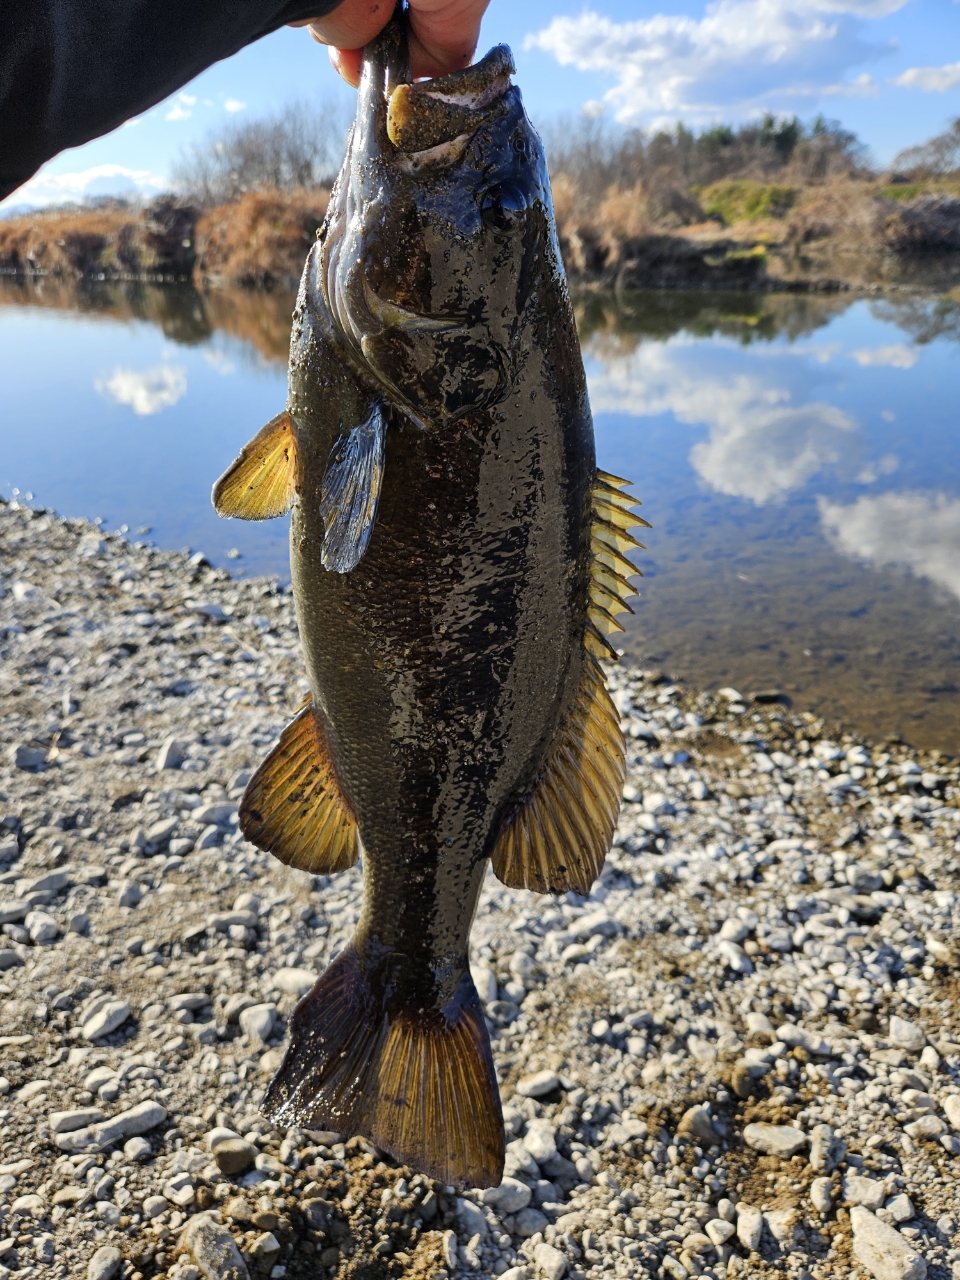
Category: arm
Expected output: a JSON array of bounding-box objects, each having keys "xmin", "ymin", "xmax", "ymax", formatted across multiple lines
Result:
[{"xmin": 1, "ymin": 0, "xmax": 342, "ymax": 200}]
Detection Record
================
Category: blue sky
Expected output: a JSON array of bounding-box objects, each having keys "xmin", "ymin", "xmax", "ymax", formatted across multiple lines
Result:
[{"xmin": 6, "ymin": 0, "xmax": 960, "ymax": 209}]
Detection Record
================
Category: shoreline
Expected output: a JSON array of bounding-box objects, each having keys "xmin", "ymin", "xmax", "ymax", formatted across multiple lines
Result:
[{"xmin": 2, "ymin": 498, "xmax": 960, "ymax": 1280}]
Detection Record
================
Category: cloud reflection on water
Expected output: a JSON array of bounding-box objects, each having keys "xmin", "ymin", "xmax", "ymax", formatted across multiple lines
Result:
[
  {"xmin": 585, "ymin": 340, "xmax": 857, "ymax": 503},
  {"xmin": 819, "ymin": 491, "xmax": 960, "ymax": 600},
  {"xmin": 96, "ymin": 365, "xmax": 187, "ymax": 416}
]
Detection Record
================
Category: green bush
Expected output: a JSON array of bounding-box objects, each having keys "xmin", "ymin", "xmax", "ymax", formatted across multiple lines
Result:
[{"xmin": 699, "ymin": 180, "xmax": 798, "ymax": 225}]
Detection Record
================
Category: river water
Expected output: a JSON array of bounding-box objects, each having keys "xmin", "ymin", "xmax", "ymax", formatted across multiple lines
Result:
[{"xmin": 2, "ymin": 277, "xmax": 959, "ymax": 754}]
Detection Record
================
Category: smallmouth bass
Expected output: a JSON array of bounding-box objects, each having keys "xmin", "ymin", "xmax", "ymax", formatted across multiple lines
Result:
[{"xmin": 213, "ymin": 16, "xmax": 647, "ymax": 1189}]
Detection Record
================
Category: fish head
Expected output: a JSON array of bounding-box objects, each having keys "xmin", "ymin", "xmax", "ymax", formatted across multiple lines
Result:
[{"xmin": 318, "ymin": 20, "xmax": 555, "ymax": 427}]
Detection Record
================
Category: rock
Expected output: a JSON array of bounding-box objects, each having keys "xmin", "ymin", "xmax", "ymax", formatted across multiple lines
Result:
[
  {"xmin": 764, "ymin": 1208, "xmax": 799, "ymax": 1246},
  {"xmin": 844, "ymin": 1174, "xmax": 887, "ymax": 1210},
  {"xmin": 718, "ymin": 939, "xmax": 754, "ymax": 974},
  {"xmin": 516, "ymin": 1069, "xmax": 560, "ymax": 1098},
  {"xmin": 676, "ymin": 1104, "xmax": 719, "ymax": 1145},
  {"xmin": 25, "ymin": 910, "xmax": 57, "ymax": 943},
  {"xmin": 11, "ymin": 745, "xmax": 47, "ymax": 770},
  {"xmin": 156, "ymin": 737, "xmax": 187, "ymax": 771},
  {"xmin": 183, "ymin": 1213, "xmax": 251, "ymax": 1279},
  {"xmin": 886, "ymin": 1194, "xmax": 915, "ymax": 1223},
  {"xmin": 49, "ymin": 1107, "xmax": 104, "ymax": 1134},
  {"xmin": 811, "ymin": 1177, "xmax": 833, "ymax": 1214},
  {"xmin": 0, "ymin": 900, "xmax": 29, "ymax": 924},
  {"xmin": 25, "ymin": 870, "xmax": 68, "ymax": 893},
  {"xmin": 272, "ymin": 967, "xmax": 316, "ymax": 997},
  {"xmin": 943, "ymin": 1095, "xmax": 960, "ymax": 1129},
  {"xmin": 116, "ymin": 880, "xmax": 141, "ymax": 908},
  {"xmin": 737, "ymin": 1205, "xmax": 763, "ymax": 1251},
  {"xmin": 472, "ymin": 965, "xmax": 498, "ymax": 1004},
  {"xmin": 146, "ymin": 817, "xmax": 178, "ymax": 845},
  {"xmin": 239, "ymin": 1004, "xmax": 275, "ymax": 1043},
  {"xmin": 194, "ymin": 803, "xmax": 237, "ymax": 826},
  {"xmin": 482, "ymin": 1177, "xmax": 532, "ymax": 1213},
  {"xmin": 743, "ymin": 1123, "xmax": 808, "ymax": 1157},
  {"xmin": 455, "ymin": 1198, "xmax": 488, "ymax": 1238},
  {"xmin": 124, "ymin": 1136, "xmax": 152, "ymax": 1161},
  {"xmin": 523, "ymin": 1119, "xmax": 557, "ymax": 1163},
  {"xmin": 248, "ymin": 1232, "xmax": 280, "ymax": 1263},
  {"xmin": 706, "ymin": 1219, "xmax": 735, "ymax": 1246},
  {"xmin": 58, "ymin": 1100, "xmax": 167, "ymax": 1151},
  {"xmin": 213, "ymin": 1139, "xmax": 257, "ymax": 1176},
  {"xmin": 720, "ymin": 917, "xmax": 749, "ymax": 942},
  {"xmin": 889, "ymin": 1017, "xmax": 926, "ymax": 1053},
  {"xmin": 745, "ymin": 1012, "xmax": 774, "ymax": 1040},
  {"xmin": 82, "ymin": 1000, "xmax": 131, "ymax": 1040},
  {"xmin": 904, "ymin": 1114, "xmax": 944, "ymax": 1139},
  {"xmin": 515, "ymin": 1206, "xmax": 549, "ymax": 1237},
  {"xmin": 776, "ymin": 1023, "xmax": 829, "ymax": 1056},
  {"xmin": 809, "ymin": 1123, "xmax": 845, "ymax": 1171},
  {"xmin": 67, "ymin": 912, "xmax": 90, "ymax": 934},
  {"xmin": 850, "ymin": 1205, "xmax": 927, "ymax": 1280},
  {"xmin": 87, "ymin": 1245, "xmax": 122, "ymax": 1280},
  {"xmin": 0, "ymin": 950, "xmax": 22, "ymax": 970},
  {"xmin": 533, "ymin": 1241, "xmax": 568, "ymax": 1280},
  {"xmin": 205, "ymin": 1126, "xmax": 240, "ymax": 1150}
]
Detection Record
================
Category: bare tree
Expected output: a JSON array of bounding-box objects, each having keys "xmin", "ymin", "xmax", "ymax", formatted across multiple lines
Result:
[
  {"xmin": 172, "ymin": 99, "xmax": 352, "ymax": 203},
  {"xmin": 893, "ymin": 119, "xmax": 960, "ymax": 179}
]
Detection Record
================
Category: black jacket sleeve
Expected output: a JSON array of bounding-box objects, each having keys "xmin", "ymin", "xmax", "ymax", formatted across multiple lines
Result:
[{"xmin": 1, "ymin": 0, "xmax": 346, "ymax": 200}]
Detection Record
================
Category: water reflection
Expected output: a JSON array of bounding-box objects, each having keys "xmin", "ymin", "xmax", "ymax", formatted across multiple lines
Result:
[{"xmin": 2, "ymin": 278, "xmax": 959, "ymax": 753}]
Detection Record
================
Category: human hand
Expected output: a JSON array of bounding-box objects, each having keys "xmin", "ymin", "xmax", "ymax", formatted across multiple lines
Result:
[{"xmin": 290, "ymin": 0, "xmax": 490, "ymax": 87}]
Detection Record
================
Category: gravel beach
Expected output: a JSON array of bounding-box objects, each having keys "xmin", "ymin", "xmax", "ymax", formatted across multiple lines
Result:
[{"xmin": 2, "ymin": 496, "xmax": 960, "ymax": 1280}]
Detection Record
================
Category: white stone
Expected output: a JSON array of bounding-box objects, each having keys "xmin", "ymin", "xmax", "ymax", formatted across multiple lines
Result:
[
  {"xmin": 239, "ymin": 1004, "xmax": 275, "ymax": 1044},
  {"xmin": 777, "ymin": 1022, "xmax": 829, "ymax": 1055},
  {"xmin": 116, "ymin": 880, "xmax": 141, "ymax": 909},
  {"xmin": 24, "ymin": 910, "xmax": 58, "ymax": 943},
  {"xmin": 850, "ymin": 1205, "xmax": 927, "ymax": 1280},
  {"xmin": 887, "ymin": 1194, "xmax": 915, "ymax": 1223},
  {"xmin": 811, "ymin": 1177, "xmax": 833, "ymax": 1214},
  {"xmin": 142, "ymin": 1195, "xmax": 168, "ymax": 1220},
  {"xmin": 533, "ymin": 1241, "xmax": 568, "ymax": 1280},
  {"xmin": 523, "ymin": 1119, "xmax": 557, "ymax": 1163},
  {"xmin": 844, "ymin": 1174, "xmax": 887, "ymax": 1211},
  {"xmin": 942, "ymin": 1095, "xmax": 960, "ymax": 1129},
  {"xmin": 889, "ymin": 1017, "xmax": 926, "ymax": 1053},
  {"xmin": 516, "ymin": 1070, "xmax": 560, "ymax": 1099},
  {"xmin": 706, "ymin": 1219, "xmax": 735, "ymax": 1245},
  {"xmin": 156, "ymin": 737, "xmax": 187, "ymax": 771},
  {"xmin": 743, "ymin": 1123, "xmax": 807, "ymax": 1157},
  {"xmin": 272, "ymin": 967, "xmax": 316, "ymax": 997},
  {"xmin": 82, "ymin": 1000, "xmax": 131, "ymax": 1041},
  {"xmin": 720, "ymin": 918, "xmax": 749, "ymax": 942},
  {"xmin": 87, "ymin": 1246, "xmax": 122, "ymax": 1280},
  {"xmin": 737, "ymin": 1205, "xmax": 763, "ymax": 1251},
  {"xmin": 49, "ymin": 1107, "xmax": 104, "ymax": 1134},
  {"xmin": 471, "ymin": 965, "xmax": 497, "ymax": 1005},
  {"xmin": 455, "ymin": 1198, "xmax": 488, "ymax": 1238},
  {"xmin": 482, "ymin": 1177, "xmax": 532, "ymax": 1213},
  {"xmin": 904, "ymin": 1114, "xmax": 944, "ymax": 1139}
]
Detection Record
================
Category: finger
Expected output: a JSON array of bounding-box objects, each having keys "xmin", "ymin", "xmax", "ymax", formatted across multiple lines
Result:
[
  {"xmin": 329, "ymin": 45, "xmax": 364, "ymax": 88},
  {"xmin": 291, "ymin": 0, "xmax": 389, "ymax": 52},
  {"xmin": 407, "ymin": 0, "xmax": 490, "ymax": 79}
]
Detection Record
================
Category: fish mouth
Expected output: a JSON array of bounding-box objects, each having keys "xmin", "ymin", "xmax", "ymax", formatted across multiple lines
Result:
[{"xmin": 385, "ymin": 43, "xmax": 516, "ymax": 157}]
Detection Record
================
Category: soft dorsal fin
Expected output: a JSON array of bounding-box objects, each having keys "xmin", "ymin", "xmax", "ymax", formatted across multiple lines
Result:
[
  {"xmin": 491, "ymin": 470, "xmax": 647, "ymax": 895},
  {"xmin": 212, "ymin": 410, "xmax": 298, "ymax": 520},
  {"xmin": 239, "ymin": 696, "xmax": 359, "ymax": 874}
]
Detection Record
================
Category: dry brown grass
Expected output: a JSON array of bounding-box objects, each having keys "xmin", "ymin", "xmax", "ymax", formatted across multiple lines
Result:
[{"xmin": 194, "ymin": 188, "xmax": 329, "ymax": 287}]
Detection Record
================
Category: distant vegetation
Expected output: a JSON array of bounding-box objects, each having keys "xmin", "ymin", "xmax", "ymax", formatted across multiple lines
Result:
[{"xmin": 5, "ymin": 109, "xmax": 960, "ymax": 292}]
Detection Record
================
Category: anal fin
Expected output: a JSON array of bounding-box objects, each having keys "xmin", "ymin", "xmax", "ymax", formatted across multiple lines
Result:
[
  {"xmin": 262, "ymin": 946, "xmax": 504, "ymax": 1189},
  {"xmin": 239, "ymin": 697, "xmax": 358, "ymax": 874},
  {"xmin": 319, "ymin": 403, "xmax": 387, "ymax": 573},
  {"xmin": 212, "ymin": 410, "xmax": 298, "ymax": 520}
]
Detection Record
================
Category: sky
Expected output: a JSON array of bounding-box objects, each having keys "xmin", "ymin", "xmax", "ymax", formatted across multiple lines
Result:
[{"xmin": 6, "ymin": 0, "xmax": 960, "ymax": 211}]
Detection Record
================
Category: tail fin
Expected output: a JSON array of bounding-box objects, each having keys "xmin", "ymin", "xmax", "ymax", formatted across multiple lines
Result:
[{"xmin": 261, "ymin": 944, "xmax": 504, "ymax": 1189}]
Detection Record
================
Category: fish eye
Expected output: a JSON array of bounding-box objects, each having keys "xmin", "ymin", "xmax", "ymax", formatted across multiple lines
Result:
[{"xmin": 479, "ymin": 183, "xmax": 527, "ymax": 232}]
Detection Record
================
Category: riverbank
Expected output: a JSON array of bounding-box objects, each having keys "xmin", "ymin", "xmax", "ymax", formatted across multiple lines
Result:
[
  {"xmin": 2, "ymin": 498, "xmax": 960, "ymax": 1280},
  {"xmin": 5, "ymin": 181, "xmax": 960, "ymax": 294}
]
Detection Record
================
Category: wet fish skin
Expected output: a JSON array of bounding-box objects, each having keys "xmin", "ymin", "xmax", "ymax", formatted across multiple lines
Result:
[{"xmin": 214, "ymin": 18, "xmax": 641, "ymax": 1189}]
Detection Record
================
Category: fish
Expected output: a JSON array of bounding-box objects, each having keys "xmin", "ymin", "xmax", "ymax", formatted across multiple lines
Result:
[{"xmin": 211, "ymin": 14, "xmax": 648, "ymax": 1190}]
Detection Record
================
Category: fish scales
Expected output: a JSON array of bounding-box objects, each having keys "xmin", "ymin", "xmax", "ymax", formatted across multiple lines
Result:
[{"xmin": 212, "ymin": 15, "xmax": 645, "ymax": 1188}]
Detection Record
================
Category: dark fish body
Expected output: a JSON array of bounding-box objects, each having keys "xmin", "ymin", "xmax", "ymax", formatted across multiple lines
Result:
[{"xmin": 213, "ymin": 18, "xmax": 644, "ymax": 1188}]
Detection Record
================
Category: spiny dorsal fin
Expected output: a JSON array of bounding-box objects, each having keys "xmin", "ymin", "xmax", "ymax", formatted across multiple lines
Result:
[
  {"xmin": 588, "ymin": 469, "xmax": 646, "ymax": 638},
  {"xmin": 490, "ymin": 654, "xmax": 626, "ymax": 895},
  {"xmin": 212, "ymin": 410, "xmax": 298, "ymax": 521},
  {"xmin": 239, "ymin": 696, "xmax": 358, "ymax": 874}
]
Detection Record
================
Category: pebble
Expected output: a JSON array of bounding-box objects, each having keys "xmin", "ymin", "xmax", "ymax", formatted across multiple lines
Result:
[
  {"xmin": 851, "ymin": 1205, "xmax": 928, "ymax": 1280},
  {"xmin": 86, "ymin": 1245, "xmax": 122, "ymax": 1280},
  {"xmin": 742, "ymin": 1121, "xmax": 808, "ymax": 1156},
  {"xmin": 213, "ymin": 1139, "xmax": 257, "ymax": 1176},
  {"xmin": 4, "ymin": 502, "xmax": 960, "ymax": 1280}
]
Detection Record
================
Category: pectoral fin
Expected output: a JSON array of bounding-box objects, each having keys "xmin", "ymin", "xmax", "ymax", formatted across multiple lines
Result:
[
  {"xmin": 319, "ymin": 403, "xmax": 387, "ymax": 573},
  {"xmin": 212, "ymin": 410, "xmax": 298, "ymax": 520}
]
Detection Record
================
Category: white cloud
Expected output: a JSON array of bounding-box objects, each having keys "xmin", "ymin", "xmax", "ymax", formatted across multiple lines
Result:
[
  {"xmin": 224, "ymin": 98, "xmax": 247, "ymax": 113},
  {"xmin": 855, "ymin": 453, "xmax": 899, "ymax": 483},
  {"xmin": 0, "ymin": 163, "xmax": 167, "ymax": 211},
  {"xmin": 586, "ymin": 340, "xmax": 857, "ymax": 503},
  {"xmin": 849, "ymin": 343, "xmax": 918, "ymax": 367},
  {"xmin": 165, "ymin": 104, "xmax": 192, "ymax": 121},
  {"xmin": 526, "ymin": 0, "xmax": 907, "ymax": 123},
  {"xmin": 894, "ymin": 61, "xmax": 960, "ymax": 92},
  {"xmin": 179, "ymin": 94, "xmax": 197, "ymax": 107},
  {"xmin": 820, "ymin": 491, "xmax": 960, "ymax": 599},
  {"xmin": 97, "ymin": 366, "xmax": 187, "ymax": 416}
]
